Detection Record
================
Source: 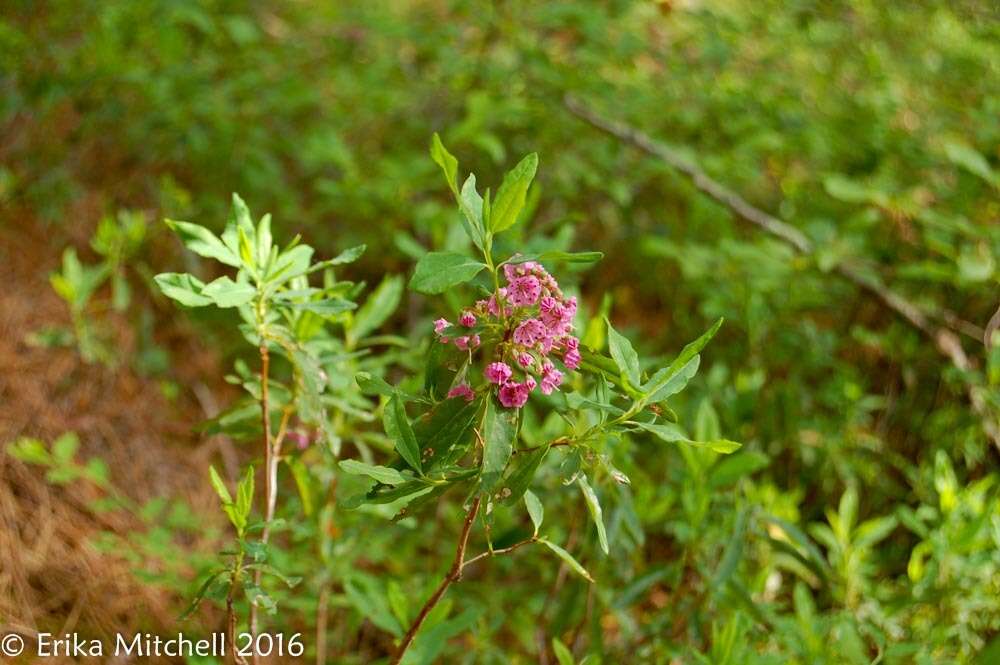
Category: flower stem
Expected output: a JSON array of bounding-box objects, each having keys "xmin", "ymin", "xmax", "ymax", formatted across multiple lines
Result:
[{"xmin": 391, "ymin": 496, "xmax": 482, "ymax": 665}]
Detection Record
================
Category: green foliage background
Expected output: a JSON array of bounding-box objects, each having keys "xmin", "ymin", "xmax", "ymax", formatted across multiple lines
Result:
[{"xmin": 2, "ymin": 0, "xmax": 999, "ymax": 663}]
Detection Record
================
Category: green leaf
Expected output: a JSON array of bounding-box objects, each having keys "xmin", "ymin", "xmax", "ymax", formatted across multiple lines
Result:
[
  {"xmin": 179, "ymin": 570, "xmax": 226, "ymax": 620},
  {"xmin": 480, "ymin": 397, "xmax": 518, "ymax": 493},
  {"xmin": 540, "ymin": 539, "xmax": 594, "ymax": 583},
  {"xmin": 409, "ymin": 251, "xmax": 486, "ymax": 294},
  {"xmin": 708, "ymin": 451, "xmax": 770, "ymax": 489},
  {"xmin": 552, "ymin": 638, "xmax": 575, "ymax": 665},
  {"xmin": 52, "ymin": 432, "xmax": 79, "ymax": 463},
  {"xmin": 643, "ymin": 356, "xmax": 699, "ymax": 404},
  {"xmin": 578, "ymin": 475, "xmax": 608, "ymax": 555},
  {"xmin": 202, "ymin": 276, "xmax": 256, "ymax": 308},
  {"xmin": 384, "ymin": 394, "xmax": 421, "ymax": 473},
  {"xmin": 855, "ymin": 515, "xmax": 898, "ymax": 549},
  {"xmin": 605, "ymin": 318, "xmax": 641, "ymax": 387},
  {"xmin": 285, "ymin": 457, "xmax": 314, "ymax": 516},
  {"xmin": 944, "ymin": 140, "xmax": 997, "ymax": 185},
  {"xmin": 506, "ymin": 251, "xmax": 604, "ymax": 265},
  {"xmin": 524, "ymin": 490, "xmax": 544, "ymax": 535},
  {"xmin": 308, "ymin": 244, "xmax": 367, "ymax": 273},
  {"xmin": 256, "ymin": 213, "xmax": 272, "ymax": 268},
  {"xmin": 631, "ymin": 422, "xmax": 741, "ymax": 454},
  {"xmin": 490, "ymin": 152, "xmax": 538, "ymax": 232},
  {"xmin": 665, "ymin": 317, "xmax": 723, "ymax": 377},
  {"xmin": 165, "ymin": 220, "xmax": 241, "ymax": 267},
  {"xmin": 355, "ymin": 372, "xmax": 397, "ymax": 397},
  {"xmin": 413, "ymin": 397, "xmax": 481, "ymax": 470},
  {"xmin": 269, "ymin": 245, "xmax": 315, "ymax": 283},
  {"xmin": 344, "ymin": 573, "xmax": 404, "ymax": 637},
  {"xmin": 459, "ymin": 174, "xmax": 485, "ymax": 238},
  {"xmin": 430, "ymin": 132, "xmax": 459, "ymax": 196},
  {"xmin": 351, "ymin": 275, "xmax": 403, "ymax": 341},
  {"xmin": 154, "ymin": 272, "xmax": 213, "ymax": 307},
  {"xmin": 7, "ymin": 437, "xmax": 51, "ymax": 465},
  {"xmin": 501, "ymin": 444, "xmax": 549, "ymax": 505},
  {"xmin": 712, "ymin": 509, "xmax": 748, "ymax": 595},
  {"xmin": 339, "ymin": 459, "xmax": 410, "ymax": 486},
  {"xmin": 208, "ymin": 465, "xmax": 233, "ymax": 505},
  {"xmin": 287, "ymin": 298, "xmax": 357, "ymax": 316},
  {"xmin": 236, "ymin": 465, "xmax": 255, "ymax": 524}
]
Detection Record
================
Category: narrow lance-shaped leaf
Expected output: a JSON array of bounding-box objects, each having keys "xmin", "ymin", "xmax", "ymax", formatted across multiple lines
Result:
[
  {"xmin": 524, "ymin": 490, "xmax": 544, "ymax": 535},
  {"xmin": 578, "ymin": 475, "xmax": 609, "ymax": 555},
  {"xmin": 501, "ymin": 443, "xmax": 549, "ymax": 505},
  {"xmin": 235, "ymin": 465, "xmax": 255, "ymax": 525},
  {"xmin": 479, "ymin": 398, "xmax": 517, "ymax": 493},
  {"xmin": 540, "ymin": 539, "xmax": 594, "ymax": 583},
  {"xmin": 457, "ymin": 173, "xmax": 486, "ymax": 250},
  {"xmin": 154, "ymin": 273, "xmax": 213, "ymax": 307},
  {"xmin": 490, "ymin": 152, "xmax": 538, "ymax": 233},
  {"xmin": 202, "ymin": 276, "xmax": 256, "ymax": 308},
  {"xmin": 505, "ymin": 250, "xmax": 604, "ymax": 265},
  {"xmin": 339, "ymin": 459, "xmax": 410, "ymax": 486},
  {"xmin": 430, "ymin": 132, "xmax": 459, "ymax": 196},
  {"xmin": 653, "ymin": 317, "xmax": 723, "ymax": 386},
  {"xmin": 350, "ymin": 274, "xmax": 403, "ymax": 342},
  {"xmin": 384, "ymin": 394, "xmax": 421, "ymax": 473},
  {"xmin": 605, "ymin": 317, "xmax": 641, "ymax": 387},
  {"xmin": 631, "ymin": 421, "xmax": 741, "ymax": 454},
  {"xmin": 164, "ymin": 219, "xmax": 241, "ymax": 267}
]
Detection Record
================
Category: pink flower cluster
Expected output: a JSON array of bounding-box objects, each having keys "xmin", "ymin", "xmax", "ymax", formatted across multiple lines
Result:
[{"xmin": 436, "ymin": 260, "xmax": 582, "ymax": 409}]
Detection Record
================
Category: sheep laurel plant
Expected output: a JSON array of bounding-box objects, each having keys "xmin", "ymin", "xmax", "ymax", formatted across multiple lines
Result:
[
  {"xmin": 338, "ymin": 135, "xmax": 740, "ymax": 663},
  {"xmin": 154, "ymin": 195, "xmax": 369, "ymax": 656}
]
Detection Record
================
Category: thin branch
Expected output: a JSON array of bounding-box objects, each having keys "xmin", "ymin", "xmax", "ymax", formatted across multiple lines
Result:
[
  {"xmin": 564, "ymin": 95, "xmax": 999, "ymax": 449},
  {"xmin": 316, "ymin": 583, "xmax": 330, "ymax": 665},
  {"xmin": 226, "ymin": 563, "xmax": 249, "ymax": 665},
  {"xmin": 462, "ymin": 536, "xmax": 538, "ymax": 569},
  {"xmin": 986, "ymin": 303, "xmax": 1000, "ymax": 348},
  {"xmin": 249, "ymin": 340, "xmax": 273, "ymax": 658},
  {"xmin": 392, "ymin": 497, "xmax": 482, "ymax": 665}
]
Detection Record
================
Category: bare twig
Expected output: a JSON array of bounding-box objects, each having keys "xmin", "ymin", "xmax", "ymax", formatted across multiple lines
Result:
[
  {"xmin": 462, "ymin": 536, "xmax": 538, "ymax": 569},
  {"xmin": 249, "ymin": 341, "xmax": 273, "ymax": 660},
  {"xmin": 564, "ymin": 95, "xmax": 1000, "ymax": 449},
  {"xmin": 392, "ymin": 497, "xmax": 482, "ymax": 665},
  {"xmin": 316, "ymin": 583, "xmax": 330, "ymax": 665},
  {"xmin": 986, "ymin": 303, "xmax": 1000, "ymax": 348},
  {"xmin": 227, "ymin": 564, "xmax": 249, "ymax": 665}
]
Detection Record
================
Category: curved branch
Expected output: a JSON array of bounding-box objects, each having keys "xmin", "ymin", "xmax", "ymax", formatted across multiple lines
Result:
[{"xmin": 564, "ymin": 95, "xmax": 999, "ymax": 449}]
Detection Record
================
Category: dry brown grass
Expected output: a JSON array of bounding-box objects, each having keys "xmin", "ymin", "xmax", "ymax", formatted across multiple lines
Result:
[{"xmin": 0, "ymin": 208, "xmax": 235, "ymax": 663}]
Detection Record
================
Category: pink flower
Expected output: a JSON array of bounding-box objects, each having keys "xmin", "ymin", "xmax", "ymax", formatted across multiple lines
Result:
[
  {"xmin": 498, "ymin": 382, "xmax": 530, "ymax": 408},
  {"xmin": 447, "ymin": 384, "xmax": 475, "ymax": 402},
  {"xmin": 564, "ymin": 347, "xmax": 581, "ymax": 370},
  {"xmin": 524, "ymin": 375, "xmax": 537, "ymax": 391},
  {"xmin": 455, "ymin": 334, "xmax": 481, "ymax": 351},
  {"xmin": 517, "ymin": 352, "xmax": 534, "ymax": 368},
  {"xmin": 288, "ymin": 429, "xmax": 311, "ymax": 450},
  {"xmin": 459, "ymin": 310, "xmax": 476, "ymax": 327},
  {"xmin": 486, "ymin": 288, "xmax": 507, "ymax": 317},
  {"xmin": 485, "ymin": 361, "xmax": 513, "ymax": 385},
  {"xmin": 434, "ymin": 318, "xmax": 451, "ymax": 334},
  {"xmin": 513, "ymin": 319, "xmax": 547, "ymax": 346},
  {"xmin": 540, "ymin": 363, "xmax": 563, "ymax": 395},
  {"xmin": 539, "ymin": 296, "xmax": 558, "ymax": 314},
  {"xmin": 508, "ymin": 276, "xmax": 541, "ymax": 307},
  {"xmin": 564, "ymin": 336, "xmax": 579, "ymax": 351}
]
